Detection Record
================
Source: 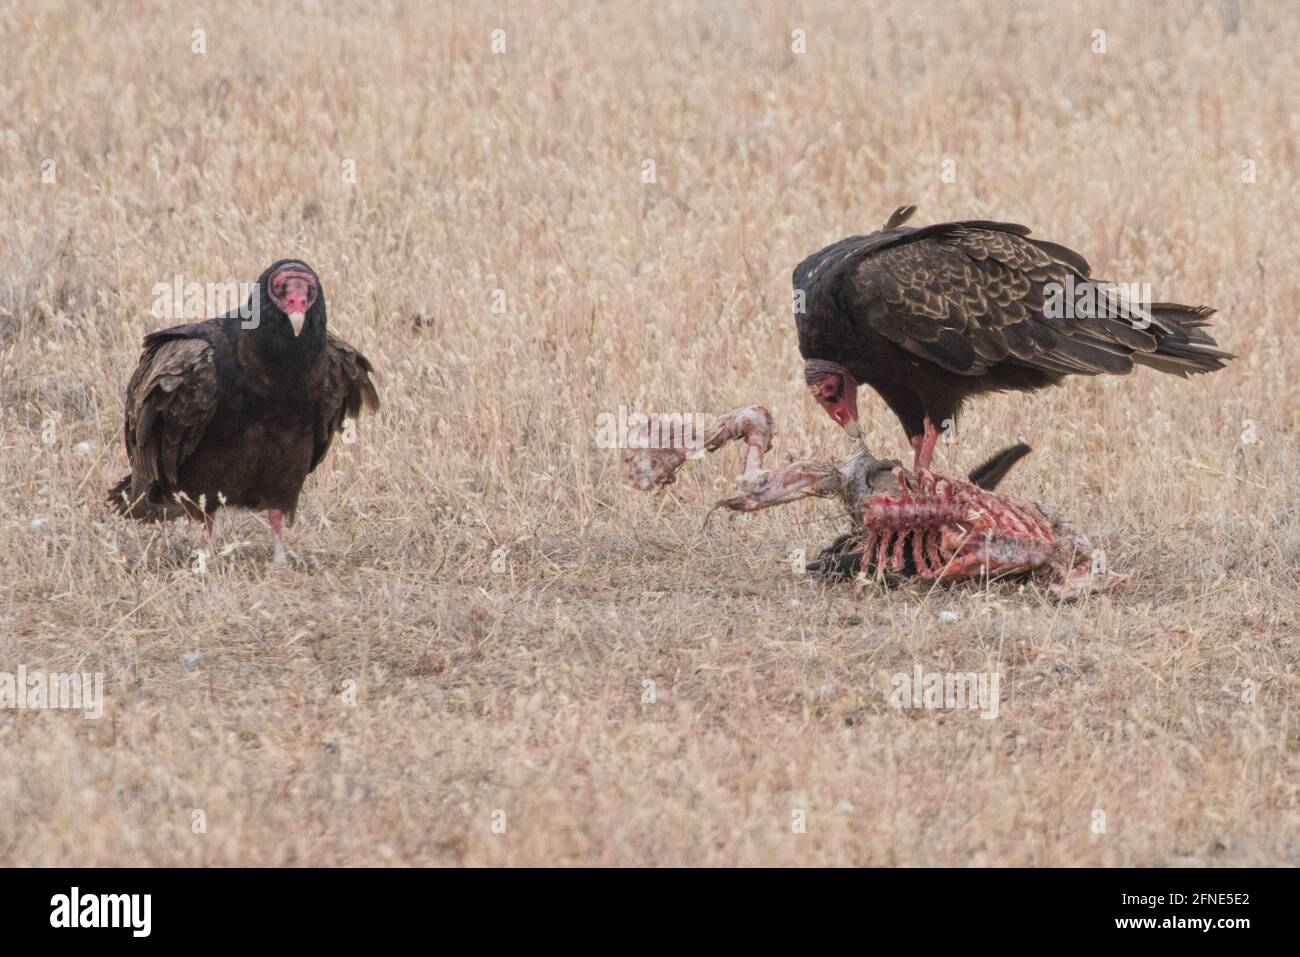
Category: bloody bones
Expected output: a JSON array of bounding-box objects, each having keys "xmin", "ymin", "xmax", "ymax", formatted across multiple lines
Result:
[{"xmin": 622, "ymin": 405, "xmax": 1119, "ymax": 600}]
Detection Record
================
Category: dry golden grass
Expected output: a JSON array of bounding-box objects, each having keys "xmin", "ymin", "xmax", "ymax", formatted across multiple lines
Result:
[{"xmin": 1, "ymin": 0, "xmax": 1298, "ymax": 866}]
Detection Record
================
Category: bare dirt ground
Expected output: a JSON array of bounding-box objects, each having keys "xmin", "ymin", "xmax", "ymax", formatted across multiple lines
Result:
[{"xmin": 1, "ymin": 0, "xmax": 1297, "ymax": 866}]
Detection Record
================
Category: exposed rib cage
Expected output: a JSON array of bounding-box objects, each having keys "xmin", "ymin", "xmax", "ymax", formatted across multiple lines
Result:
[{"xmin": 858, "ymin": 468, "xmax": 1056, "ymax": 580}]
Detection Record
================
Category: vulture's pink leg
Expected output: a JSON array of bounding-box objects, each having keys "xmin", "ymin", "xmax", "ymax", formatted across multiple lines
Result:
[
  {"xmin": 268, "ymin": 509, "xmax": 288, "ymax": 564},
  {"xmin": 911, "ymin": 417, "xmax": 941, "ymax": 472}
]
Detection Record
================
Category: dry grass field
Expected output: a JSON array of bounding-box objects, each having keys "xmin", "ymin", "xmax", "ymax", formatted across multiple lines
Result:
[{"xmin": 1, "ymin": 0, "xmax": 1298, "ymax": 866}]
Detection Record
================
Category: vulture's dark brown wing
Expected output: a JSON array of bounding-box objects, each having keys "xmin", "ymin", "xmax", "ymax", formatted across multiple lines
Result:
[
  {"xmin": 311, "ymin": 334, "xmax": 380, "ymax": 471},
  {"xmin": 123, "ymin": 331, "xmax": 220, "ymax": 489},
  {"xmin": 843, "ymin": 222, "xmax": 1228, "ymax": 378}
]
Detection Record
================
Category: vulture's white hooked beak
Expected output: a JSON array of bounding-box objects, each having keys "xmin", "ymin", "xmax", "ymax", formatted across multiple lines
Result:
[
  {"xmin": 288, "ymin": 311, "xmax": 306, "ymax": 337},
  {"xmin": 844, "ymin": 419, "xmax": 872, "ymax": 455}
]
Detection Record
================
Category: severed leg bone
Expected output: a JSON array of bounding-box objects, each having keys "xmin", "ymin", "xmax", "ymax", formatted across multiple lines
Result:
[
  {"xmin": 713, "ymin": 461, "xmax": 845, "ymax": 511},
  {"xmin": 715, "ymin": 451, "xmax": 898, "ymax": 512},
  {"xmin": 621, "ymin": 405, "xmax": 900, "ymax": 505},
  {"xmin": 703, "ymin": 405, "xmax": 774, "ymax": 477},
  {"xmin": 620, "ymin": 405, "xmax": 775, "ymax": 490}
]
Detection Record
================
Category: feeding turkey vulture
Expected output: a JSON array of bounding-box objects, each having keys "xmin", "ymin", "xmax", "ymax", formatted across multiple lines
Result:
[
  {"xmin": 796, "ymin": 206, "xmax": 1232, "ymax": 470},
  {"xmin": 108, "ymin": 260, "xmax": 379, "ymax": 562}
]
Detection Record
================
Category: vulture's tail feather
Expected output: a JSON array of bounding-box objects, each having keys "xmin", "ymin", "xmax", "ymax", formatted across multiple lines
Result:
[
  {"xmin": 107, "ymin": 475, "xmax": 182, "ymax": 521},
  {"xmin": 107, "ymin": 474, "xmax": 135, "ymax": 514},
  {"xmin": 1135, "ymin": 302, "xmax": 1233, "ymax": 376}
]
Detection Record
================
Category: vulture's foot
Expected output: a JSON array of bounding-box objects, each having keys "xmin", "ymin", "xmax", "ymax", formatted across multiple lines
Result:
[
  {"xmin": 268, "ymin": 509, "xmax": 289, "ymax": 565},
  {"xmin": 620, "ymin": 405, "xmax": 775, "ymax": 490}
]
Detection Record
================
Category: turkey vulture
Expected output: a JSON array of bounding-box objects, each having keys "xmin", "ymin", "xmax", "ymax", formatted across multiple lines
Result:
[
  {"xmin": 108, "ymin": 260, "xmax": 379, "ymax": 561},
  {"xmin": 796, "ymin": 206, "xmax": 1232, "ymax": 470}
]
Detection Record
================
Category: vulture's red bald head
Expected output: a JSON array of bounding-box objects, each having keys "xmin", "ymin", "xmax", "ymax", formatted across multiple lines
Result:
[
  {"xmin": 805, "ymin": 359, "xmax": 859, "ymax": 433},
  {"xmin": 266, "ymin": 261, "xmax": 319, "ymax": 337}
]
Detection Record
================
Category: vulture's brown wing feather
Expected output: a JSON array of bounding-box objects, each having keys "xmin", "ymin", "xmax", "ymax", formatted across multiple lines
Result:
[
  {"xmin": 124, "ymin": 333, "xmax": 219, "ymax": 489},
  {"xmin": 311, "ymin": 334, "xmax": 380, "ymax": 472},
  {"xmin": 848, "ymin": 223, "xmax": 1169, "ymax": 378}
]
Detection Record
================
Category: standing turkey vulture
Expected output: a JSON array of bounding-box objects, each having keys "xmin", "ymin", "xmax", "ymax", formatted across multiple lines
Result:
[
  {"xmin": 108, "ymin": 260, "xmax": 379, "ymax": 562},
  {"xmin": 796, "ymin": 206, "xmax": 1232, "ymax": 470}
]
